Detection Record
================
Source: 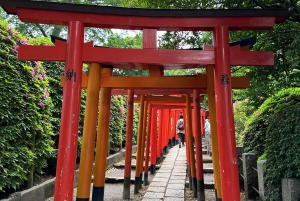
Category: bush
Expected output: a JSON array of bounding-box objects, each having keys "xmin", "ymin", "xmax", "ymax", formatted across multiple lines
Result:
[
  {"xmin": 243, "ymin": 89, "xmax": 300, "ymax": 156},
  {"xmin": 233, "ymin": 99, "xmax": 253, "ymax": 145},
  {"xmin": 242, "ymin": 88, "xmax": 300, "ymax": 200},
  {"xmin": 109, "ymin": 95, "xmax": 125, "ymax": 149},
  {"xmin": 132, "ymin": 103, "xmax": 140, "ymax": 145},
  {"xmin": 0, "ymin": 21, "xmax": 53, "ymax": 192},
  {"xmin": 264, "ymin": 89, "xmax": 300, "ymax": 201}
]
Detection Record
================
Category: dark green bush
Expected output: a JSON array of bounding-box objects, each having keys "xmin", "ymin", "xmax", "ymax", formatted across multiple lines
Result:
[
  {"xmin": 0, "ymin": 21, "xmax": 54, "ymax": 192},
  {"xmin": 132, "ymin": 103, "xmax": 140, "ymax": 145},
  {"xmin": 243, "ymin": 88, "xmax": 300, "ymax": 157},
  {"xmin": 264, "ymin": 89, "xmax": 300, "ymax": 201},
  {"xmin": 109, "ymin": 95, "xmax": 125, "ymax": 149},
  {"xmin": 243, "ymin": 88, "xmax": 300, "ymax": 200}
]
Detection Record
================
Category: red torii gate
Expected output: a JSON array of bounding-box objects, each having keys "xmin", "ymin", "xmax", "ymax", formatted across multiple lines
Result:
[{"xmin": 0, "ymin": 1, "xmax": 289, "ymax": 201}]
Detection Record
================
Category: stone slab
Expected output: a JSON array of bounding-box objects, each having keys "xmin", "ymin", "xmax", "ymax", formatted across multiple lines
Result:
[
  {"xmin": 147, "ymin": 186, "xmax": 166, "ymax": 193},
  {"xmin": 172, "ymin": 168, "xmax": 186, "ymax": 173},
  {"xmin": 168, "ymin": 179, "xmax": 186, "ymax": 184},
  {"xmin": 165, "ymin": 189, "xmax": 184, "ymax": 197},
  {"xmin": 167, "ymin": 183, "xmax": 185, "ymax": 190},
  {"xmin": 170, "ymin": 175, "xmax": 186, "ymax": 180},
  {"xmin": 154, "ymin": 173, "xmax": 170, "ymax": 178},
  {"xmin": 149, "ymin": 181, "xmax": 168, "ymax": 187},
  {"xmin": 160, "ymin": 165, "xmax": 174, "ymax": 169},
  {"xmin": 172, "ymin": 172, "xmax": 186, "ymax": 176},
  {"xmin": 157, "ymin": 169, "xmax": 172, "ymax": 173},
  {"xmin": 143, "ymin": 192, "xmax": 164, "ymax": 199},
  {"xmin": 152, "ymin": 177, "xmax": 168, "ymax": 182},
  {"xmin": 164, "ymin": 197, "xmax": 184, "ymax": 201}
]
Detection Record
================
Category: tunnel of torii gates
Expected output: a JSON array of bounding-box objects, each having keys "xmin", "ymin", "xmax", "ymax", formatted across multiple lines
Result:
[{"xmin": 0, "ymin": 1, "xmax": 290, "ymax": 201}]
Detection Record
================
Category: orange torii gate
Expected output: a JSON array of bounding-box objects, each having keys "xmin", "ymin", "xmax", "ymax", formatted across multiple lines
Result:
[{"xmin": 0, "ymin": 1, "xmax": 289, "ymax": 201}]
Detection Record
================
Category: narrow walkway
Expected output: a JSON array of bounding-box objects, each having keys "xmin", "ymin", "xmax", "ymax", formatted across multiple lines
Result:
[{"xmin": 142, "ymin": 145, "xmax": 186, "ymax": 201}]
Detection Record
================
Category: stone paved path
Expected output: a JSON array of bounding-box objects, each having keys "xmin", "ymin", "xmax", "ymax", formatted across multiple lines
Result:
[{"xmin": 142, "ymin": 145, "xmax": 187, "ymax": 201}]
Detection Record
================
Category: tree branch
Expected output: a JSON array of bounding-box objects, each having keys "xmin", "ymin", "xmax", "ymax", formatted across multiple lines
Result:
[
  {"xmin": 251, "ymin": 0, "xmax": 265, "ymax": 8},
  {"xmin": 35, "ymin": 24, "xmax": 47, "ymax": 37},
  {"xmin": 231, "ymin": 66, "xmax": 243, "ymax": 73}
]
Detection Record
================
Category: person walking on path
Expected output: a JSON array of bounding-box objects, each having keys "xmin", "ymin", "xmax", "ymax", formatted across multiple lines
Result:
[
  {"xmin": 176, "ymin": 114, "xmax": 185, "ymax": 148},
  {"xmin": 204, "ymin": 118, "xmax": 211, "ymax": 155}
]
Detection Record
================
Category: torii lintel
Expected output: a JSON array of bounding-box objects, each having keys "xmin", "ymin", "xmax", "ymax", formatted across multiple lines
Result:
[{"xmin": 60, "ymin": 74, "xmax": 250, "ymax": 89}]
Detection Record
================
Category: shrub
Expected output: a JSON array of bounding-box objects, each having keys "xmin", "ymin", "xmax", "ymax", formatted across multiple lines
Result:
[
  {"xmin": 0, "ymin": 21, "xmax": 53, "ymax": 192},
  {"xmin": 242, "ymin": 88, "xmax": 300, "ymax": 200},
  {"xmin": 243, "ymin": 89, "xmax": 300, "ymax": 156},
  {"xmin": 264, "ymin": 89, "xmax": 300, "ymax": 201},
  {"xmin": 132, "ymin": 103, "xmax": 140, "ymax": 145},
  {"xmin": 109, "ymin": 95, "xmax": 125, "ymax": 149},
  {"xmin": 233, "ymin": 99, "xmax": 253, "ymax": 145}
]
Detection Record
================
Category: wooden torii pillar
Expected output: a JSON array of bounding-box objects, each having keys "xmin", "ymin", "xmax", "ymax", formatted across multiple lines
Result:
[{"xmin": 0, "ymin": 1, "xmax": 289, "ymax": 200}]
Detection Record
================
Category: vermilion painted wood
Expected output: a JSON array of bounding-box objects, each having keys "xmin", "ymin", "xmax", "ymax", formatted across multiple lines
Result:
[
  {"xmin": 54, "ymin": 21, "xmax": 84, "ymax": 201},
  {"xmin": 60, "ymin": 75, "xmax": 250, "ymax": 89},
  {"xmin": 134, "ymin": 96, "xmax": 190, "ymax": 103},
  {"xmin": 111, "ymin": 89, "xmax": 208, "ymax": 95},
  {"xmin": 139, "ymin": 101, "xmax": 148, "ymax": 186},
  {"xmin": 175, "ymin": 110, "xmax": 180, "ymax": 141},
  {"xmin": 170, "ymin": 110, "xmax": 176, "ymax": 140},
  {"xmin": 167, "ymin": 109, "xmax": 171, "ymax": 147},
  {"xmin": 193, "ymin": 89, "xmax": 205, "ymax": 199},
  {"xmin": 157, "ymin": 109, "xmax": 163, "ymax": 159},
  {"xmin": 150, "ymin": 107, "xmax": 157, "ymax": 171},
  {"xmin": 134, "ymin": 95, "xmax": 144, "ymax": 194},
  {"xmin": 163, "ymin": 110, "xmax": 169, "ymax": 149},
  {"xmin": 213, "ymin": 26, "xmax": 240, "ymax": 200},
  {"xmin": 200, "ymin": 108, "xmax": 206, "ymax": 134},
  {"xmin": 18, "ymin": 45, "xmax": 274, "ymax": 68},
  {"xmin": 17, "ymin": 8, "xmax": 279, "ymax": 31},
  {"xmin": 151, "ymin": 105, "xmax": 192, "ymax": 109},
  {"xmin": 124, "ymin": 89, "xmax": 134, "ymax": 181},
  {"xmin": 143, "ymin": 29, "xmax": 157, "ymax": 49}
]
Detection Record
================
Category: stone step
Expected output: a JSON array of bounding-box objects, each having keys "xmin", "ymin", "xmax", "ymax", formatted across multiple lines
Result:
[
  {"xmin": 185, "ymin": 173, "xmax": 215, "ymax": 189},
  {"xmin": 114, "ymin": 159, "xmax": 162, "ymax": 170},
  {"xmin": 105, "ymin": 168, "xmax": 136, "ymax": 183},
  {"xmin": 131, "ymin": 153, "xmax": 166, "ymax": 159},
  {"xmin": 105, "ymin": 168, "xmax": 215, "ymax": 188}
]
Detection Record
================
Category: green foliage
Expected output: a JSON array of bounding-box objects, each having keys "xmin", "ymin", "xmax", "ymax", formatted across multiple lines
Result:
[
  {"xmin": 0, "ymin": 1, "xmax": 114, "ymax": 41},
  {"xmin": 108, "ymin": 94, "xmax": 138, "ymax": 148},
  {"xmin": 233, "ymin": 99, "xmax": 253, "ymax": 145},
  {"xmin": 242, "ymin": 88, "xmax": 300, "ymax": 200},
  {"xmin": 243, "ymin": 88, "xmax": 300, "ymax": 156},
  {"xmin": 109, "ymin": 95, "xmax": 125, "ymax": 148},
  {"xmin": 0, "ymin": 21, "xmax": 54, "ymax": 192},
  {"xmin": 103, "ymin": 33, "xmax": 142, "ymax": 48},
  {"xmin": 264, "ymin": 90, "xmax": 300, "ymax": 200},
  {"xmin": 132, "ymin": 103, "xmax": 140, "ymax": 145}
]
